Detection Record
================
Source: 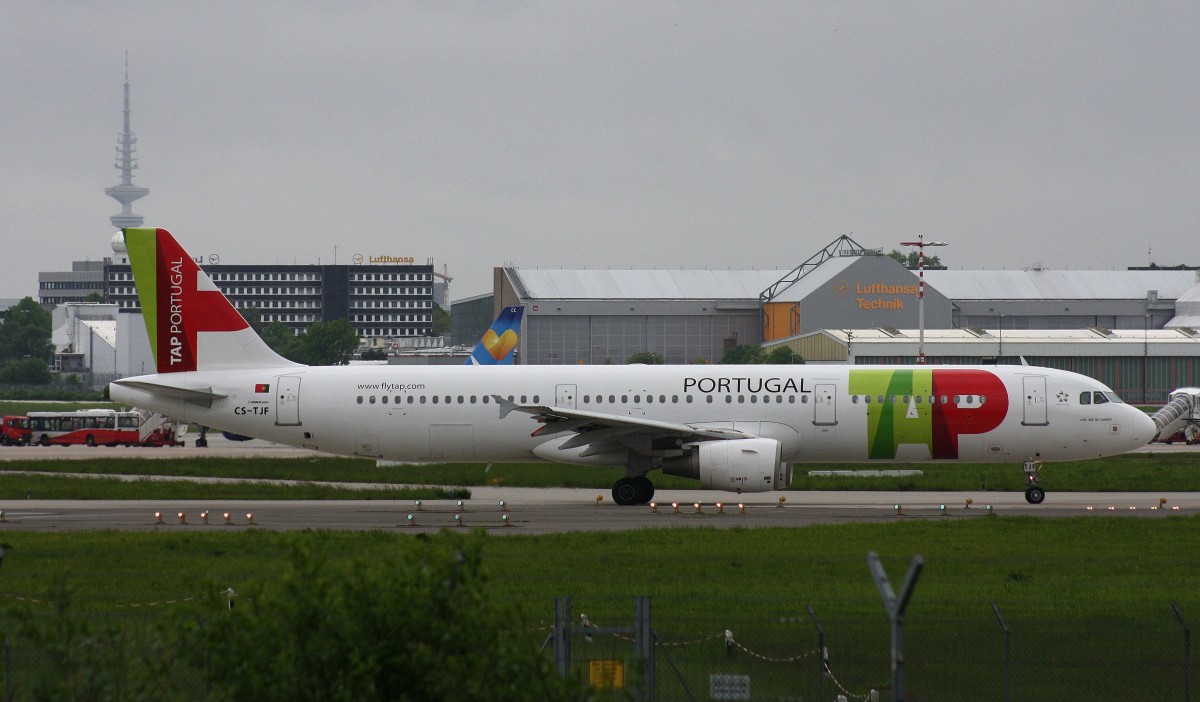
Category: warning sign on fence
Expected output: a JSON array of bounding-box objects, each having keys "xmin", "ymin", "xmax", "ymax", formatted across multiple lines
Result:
[
  {"xmin": 588, "ymin": 659, "xmax": 624, "ymax": 689},
  {"xmin": 709, "ymin": 674, "xmax": 751, "ymax": 700}
]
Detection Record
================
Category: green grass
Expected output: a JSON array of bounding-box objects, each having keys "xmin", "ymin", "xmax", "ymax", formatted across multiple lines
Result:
[
  {"xmin": 0, "ymin": 473, "xmax": 466, "ymax": 501},
  {"xmin": 2, "ymin": 451, "xmax": 1199, "ymax": 492},
  {"xmin": 0, "ymin": 519, "xmax": 1196, "ymax": 700}
]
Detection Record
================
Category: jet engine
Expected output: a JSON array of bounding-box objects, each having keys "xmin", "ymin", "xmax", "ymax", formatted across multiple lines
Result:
[{"xmin": 661, "ymin": 438, "xmax": 786, "ymax": 492}]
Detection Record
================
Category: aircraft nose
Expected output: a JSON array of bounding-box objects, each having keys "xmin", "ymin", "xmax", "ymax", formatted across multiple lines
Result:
[{"xmin": 1128, "ymin": 407, "xmax": 1158, "ymax": 448}]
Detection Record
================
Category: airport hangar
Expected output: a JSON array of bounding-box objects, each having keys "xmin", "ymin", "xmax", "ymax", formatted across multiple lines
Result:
[{"xmin": 453, "ymin": 236, "xmax": 1200, "ymax": 403}]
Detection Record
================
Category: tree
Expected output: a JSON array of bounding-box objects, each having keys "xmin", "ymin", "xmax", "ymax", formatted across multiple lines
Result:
[
  {"xmin": 82, "ymin": 292, "xmax": 106, "ymax": 303},
  {"xmin": 260, "ymin": 321, "xmax": 301, "ymax": 359},
  {"xmin": 189, "ymin": 533, "xmax": 581, "ymax": 701},
  {"xmin": 763, "ymin": 346, "xmax": 805, "ymax": 364},
  {"xmin": 887, "ymin": 249, "xmax": 943, "ymax": 270},
  {"xmin": 0, "ymin": 297, "xmax": 52, "ymax": 364},
  {"xmin": 298, "ymin": 319, "xmax": 361, "ymax": 365},
  {"xmin": 432, "ymin": 303, "xmax": 451, "ymax": 335},
  {"xmin": 0, "ymin": 357, "xmax": 53, "ymax": 384},
  {"xmin": 719, "ymin": 344, "xmax": 765, "ymax": 364},
  {"xmin": 626, "ymin": 351, "xmax": 664, "ymax": 364},
  {"xmin": 719, "ymin": 344, "xmax": 805, "ymax": 365}
]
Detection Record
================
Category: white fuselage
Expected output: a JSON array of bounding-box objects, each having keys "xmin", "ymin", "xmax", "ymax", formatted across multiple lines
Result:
[{"xmin": 110, "ymin": 363, "xmax": 1157, "ymax": 465}]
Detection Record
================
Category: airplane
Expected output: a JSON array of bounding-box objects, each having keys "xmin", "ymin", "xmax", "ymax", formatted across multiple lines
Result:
[
  {"xmin": 109, "ymin": 228, "xmax": 1159, "ymax": 506},
  {"xmin": 466, "ymin": 306, "xmax": 523, "ymax": 365}
]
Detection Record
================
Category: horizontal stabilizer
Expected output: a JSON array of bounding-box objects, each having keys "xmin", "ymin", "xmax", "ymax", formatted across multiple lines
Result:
[{"xmin": 111, "ymin": 379, "xmax": 228, "ymax": 407}]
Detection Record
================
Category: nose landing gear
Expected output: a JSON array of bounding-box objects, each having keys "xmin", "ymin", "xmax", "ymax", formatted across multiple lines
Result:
[{"xmin": 1023, "ymin": 459, "xmax": 1046, "ymax": 504}]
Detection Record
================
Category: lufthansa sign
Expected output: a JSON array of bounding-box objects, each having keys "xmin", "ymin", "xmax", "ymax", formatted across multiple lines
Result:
[{"xmin": 833, "ymin": 279, "xmax": 919, "ymax": 311}]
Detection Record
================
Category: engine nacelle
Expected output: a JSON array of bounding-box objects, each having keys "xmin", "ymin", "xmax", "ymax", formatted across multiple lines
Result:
[{"xmin": 661, "ymin": 438, "xmax": 785, "ymax": 493}]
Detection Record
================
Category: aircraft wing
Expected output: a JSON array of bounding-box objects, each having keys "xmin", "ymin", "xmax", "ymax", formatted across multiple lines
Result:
[{"xmin": 495, "ymin": 398, "xmax": 751, "ymax": 457}]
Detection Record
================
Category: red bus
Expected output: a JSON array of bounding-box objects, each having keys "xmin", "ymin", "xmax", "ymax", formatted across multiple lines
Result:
[
  {"xmin": 1, "ymin": 416, "xmax": 30, "ymax": 445},
  {"xmin": 25, "ymin": 409, "xmax": 182, "ymax": 447}
]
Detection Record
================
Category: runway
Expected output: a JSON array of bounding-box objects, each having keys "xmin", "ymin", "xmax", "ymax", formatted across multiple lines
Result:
[
  {"xmin": 0, "ymin": 488, "xmax": 1193, "ymax": 534},
  {"xmin": 0, "ymin": 438, "xmax": 1196, "ymax": 533}
]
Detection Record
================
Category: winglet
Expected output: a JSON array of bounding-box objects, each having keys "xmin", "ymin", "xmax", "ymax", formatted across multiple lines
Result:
[
  {"xmin": 467, "ymin": 306, "xmax": 523, "ymax": 365},
  {"xmin": 123, "ymin": 228, "xmax": 298, "ymax": 373}
]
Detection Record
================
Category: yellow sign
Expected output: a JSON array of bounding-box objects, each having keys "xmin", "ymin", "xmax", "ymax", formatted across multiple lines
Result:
[
  {"xmin": 369, "ymin": 255, "xmax": 416, "ymax": 264},
  {"xmin": 588, "ymin": 660, "xmax": 624, "ymax": 689}
]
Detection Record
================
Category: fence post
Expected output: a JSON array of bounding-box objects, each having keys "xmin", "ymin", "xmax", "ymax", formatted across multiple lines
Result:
[
  {"xmin": 1174, "ymin": 602, "xmax": 1191, "ymax": 702},
  {"xmin": 635, "ymin": 596, "xmax": 655, "ymax": 702},
  {"xmin": 808, "ymin": 605, "xmax": 826, "ymax": 702},
  {"xmin": 990, "ymin": 602, "xmax": 1010, "ymax": 702},
  {"xmin": 867, "ymin": 552, "xmax": 924, "ymax": 702},
  {"xmin": 553, "ymin": 596, "xmax": 572, "ymax": 678}
]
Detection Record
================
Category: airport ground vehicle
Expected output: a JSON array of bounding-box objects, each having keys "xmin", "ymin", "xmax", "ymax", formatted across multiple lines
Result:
[
  {"xmin": 24, "ymin": 409, "xmax": 183, "ymax": 447},
  {"xmin": 0, "ymin": 415, "xmax": 30, "ymax": 445}
]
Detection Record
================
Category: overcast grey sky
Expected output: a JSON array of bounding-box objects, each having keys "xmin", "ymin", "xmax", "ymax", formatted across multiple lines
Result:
[{"xmin": 3, "ymin": 2, "xmax": 1197, "ymax": 301}]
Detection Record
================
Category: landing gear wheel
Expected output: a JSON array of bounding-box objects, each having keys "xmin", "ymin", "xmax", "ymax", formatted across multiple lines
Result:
[
  {"xmin": 634, "ymin": 476, "xmax": 655, "ymax": 505},
  {"xmin": 613, "ymin": 478, "xmax": 640, "ymax": 506},
  {"xmin": 1025, "ymin": 486, "xmax": 1046, "ymax": 504},
  {"xmin": 194, "ymin": 437, "xmax": 208, "ymax": 448}
]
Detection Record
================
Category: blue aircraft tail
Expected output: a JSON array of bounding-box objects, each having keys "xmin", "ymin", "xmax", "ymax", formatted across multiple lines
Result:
[{"xmin": 467, "ymin": 306, "xmax": 523, "ymax": 365}]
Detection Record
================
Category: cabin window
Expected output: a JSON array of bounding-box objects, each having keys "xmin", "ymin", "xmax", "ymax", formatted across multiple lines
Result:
[
  {"xmin": 725, "ymin": 395, "xmax": 733, "ymax": 403},
  {"xmin": 953, "ymin": 395, "xmax": 961, "ymax": 404},
  {"xmin": 660, "ymin": 395, "xmax": 667, "ymax": 403},
  {"xmin": 737, "ymin": 395, "xmax": 745, "ymax": 404},
  {"xmin": 706, "ymin": 396, "xmax": 713, "ymax": 404},
  {"xmin": 621, "ymin": 395, "xmax": 628, "ymax": 403},
  {"xmin": 457, "ymin": 396, "xmax": 464, "ymax": 404},
  {"xmin": 852, "ymin": 396, "xmax": 859, "ymax": 404},
  {"xmin": 634, "ymin": 395, "xmax": 642, "ymax": 403},
  {"xmin": 481, "ymin": 396, "xmax": 489, "ymax": 404},
  {"xmin": 445, "ymin": 396, "xmax": 452, "ymax": 404},
  {"xmin": 432, "ymin": 396, "xmax": 439, "ymax": 404},
  {"xmin": 684, "ymin": 396, "xmax": 691, "ymax": 404},
  {"xmin": 381, "ymin": 396, "xmax": 388, "ymax": 405},
  {"xmin": 583, "ymin": 395, "xmax": 590, "ymax": 404},
  {"xmin": 801, "ymin": 395, "xmax": 808, "ymax": 404},
  {"xmin": 764, "ymin": 395, "xmax": 772, "ymax": 404},
  {"xmin": 750, "ymin": 395, "xmax": 758, "ymax": 403},
  {"xmin": 369, "ymin": 396, "xmax": 376, "ymax": 404},
  {"xmin": 420, "ymin": 396, "xmax": 427, "ymax": 404},
  {"xmin": 788, "ymin": 396, "xmax": 796, "ymax": 404},
  {"xmin": 609, "ymin": 395, "xmax": 616, "ymax": 403},
  {"xmin": 356, "ymin": 396, "xmax": 363, "ymax": 404},
  {"xmin": 979, "ymin": 395, "xmax": 987, "ymax": 405},
  {"xmin": 470, "ymin": 396, "xmax": 477, "ymax": 404}
]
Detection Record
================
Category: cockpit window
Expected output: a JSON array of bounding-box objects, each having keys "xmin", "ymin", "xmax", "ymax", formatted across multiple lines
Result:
[
  {"xmin": 1102, "ymin": 391, "xmax": 1124, "ymax": 404},
  {"xmin": 1092, "ymin": 391, "xmax": 1108, "ymax": 405},
  {"xmin": 1079, "ymin": 392, "xmax": 1091, "ymax": 405}
]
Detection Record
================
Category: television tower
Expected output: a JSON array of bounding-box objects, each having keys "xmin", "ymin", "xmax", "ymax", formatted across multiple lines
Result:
[{"xmin": 105, "ymin": 54, "xmax": 148, "ymax": 229}]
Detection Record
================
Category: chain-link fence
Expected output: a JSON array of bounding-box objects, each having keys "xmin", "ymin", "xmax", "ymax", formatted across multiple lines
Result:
[
  {"xmin": 536, "ymin": 596, "xmax": 1198, "ymax": 701},
  {"xmin": 0, "ymin": 593, "xmax": 1196, "ymax": 701}
]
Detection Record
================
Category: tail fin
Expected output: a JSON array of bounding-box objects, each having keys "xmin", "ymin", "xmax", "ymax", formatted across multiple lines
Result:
[
  {"xmin": 466, "ymin": 306, "xmax": 523, "ymax": 365},
  {"xmin": 124, "ymin": 228, "xmax": 298, "ymax": 373}
]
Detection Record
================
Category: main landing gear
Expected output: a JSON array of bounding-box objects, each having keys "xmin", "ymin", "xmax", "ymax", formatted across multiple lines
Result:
[
  {"xmin": 612, "ymin": 476, "xmax": 655, "ymax": 506},
  {"xmin": 1023, "ymin": 458, "xmax": 1046, "ymax": 504},
  {"xmin": 194, "ymin": 426, "xmax": 209, "ymax": 448}
]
